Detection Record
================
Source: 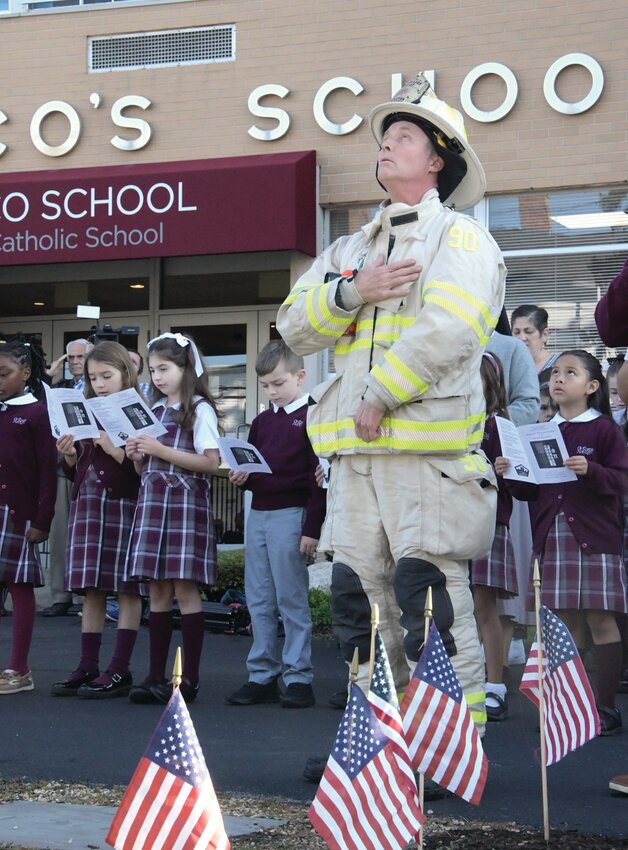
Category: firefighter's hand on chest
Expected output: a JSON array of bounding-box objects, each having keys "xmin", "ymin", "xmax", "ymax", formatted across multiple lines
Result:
[
  {"xmin": 354, "ymin": 254, "xmax": 421, "ymax": 303},
  {"xmin": 354, "ymin": 400, "xmax": 385, "ymax": 442}
]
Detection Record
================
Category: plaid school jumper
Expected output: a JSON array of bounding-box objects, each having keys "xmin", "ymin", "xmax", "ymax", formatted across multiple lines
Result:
[
  {"xmin": 124, "ymin": 404, "xmax": 217, "ymax": 584},
  {"xmin": 65, "ymin": 443, "xmax": 140, "ymax": 594}
]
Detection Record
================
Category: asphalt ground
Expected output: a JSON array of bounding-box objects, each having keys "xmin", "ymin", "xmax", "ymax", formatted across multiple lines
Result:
[{"xmin": 0, "ymin": 615, "xmax": 627, "ymax": 839}]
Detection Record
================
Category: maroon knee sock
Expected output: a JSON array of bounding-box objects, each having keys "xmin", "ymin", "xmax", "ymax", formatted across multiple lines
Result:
[
  {"xmin": 107, "ymin": 628, "xmax": 138, "ymax": 676},
  {"xmin": 149, "ymin": 611, "xmax": 174, "ymax": 682},
  {"xmin": 180, "ymin": 612, "xmax": 205, "ymax": 686},
  {"xmin": 7, "ymin": 581, "xmax": 35, "ymax": 675},
  {"xmin": 78, "ymin": 632, "xmax": 102, "ymax": 674},
  {"xmin": 595, "ymin": 641, "xmax": 623, "ymax": 709}
]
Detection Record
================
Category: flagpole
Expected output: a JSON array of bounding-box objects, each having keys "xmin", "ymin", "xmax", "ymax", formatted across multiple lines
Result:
[
  {"xmin": 368, "ymin": 603, "xmax": 380, "ymax": 688},
  {"xmin": 171, "ymin": 646, "xmax": 183, "ymax": 690},
  {"xmin": 418, "ymin": 586, "xmax": 433, "ymax": 850},
  {"xmin": 346, "ymin": 646, "xmax": 360, "ymax": 766},
  {"xmin": 533, "ymin": 559, "xmax": 550, "ymax": 843}
]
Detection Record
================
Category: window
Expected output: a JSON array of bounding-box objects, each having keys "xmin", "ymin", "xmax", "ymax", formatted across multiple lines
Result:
[
  {"xmin": 489, "ymin": 187, "xmax": 628, "ymax": 357},
  {"xmin": 326, "ymin": 186, "xmax": 628, "ymax": 359}
]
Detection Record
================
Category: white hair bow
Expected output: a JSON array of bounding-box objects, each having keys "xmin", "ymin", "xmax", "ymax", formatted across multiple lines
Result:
[{"xmin": 148, "ymin": 332, "xmax": 205, "ymax": 377}]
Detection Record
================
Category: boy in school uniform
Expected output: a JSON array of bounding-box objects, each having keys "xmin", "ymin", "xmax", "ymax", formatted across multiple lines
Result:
[{"xmin": 226, "ymin": 340, "xmax": 326, "ymax": 708}]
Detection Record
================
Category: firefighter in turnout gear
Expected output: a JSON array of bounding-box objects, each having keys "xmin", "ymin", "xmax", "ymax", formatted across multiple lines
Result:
[{"xmin": 277, "ymin": 74, "xmax": 506, "ymax": 730}]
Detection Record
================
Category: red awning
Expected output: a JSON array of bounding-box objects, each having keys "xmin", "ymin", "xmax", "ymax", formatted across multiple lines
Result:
[{"xmin": 0, "ymin": 151, "xmax": 317, "ymax": 266}]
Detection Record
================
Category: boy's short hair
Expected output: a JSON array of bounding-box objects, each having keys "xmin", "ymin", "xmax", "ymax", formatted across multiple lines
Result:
[{"xmin": 255, "ymin": 339, "xmax": 304, "ymax": 377}]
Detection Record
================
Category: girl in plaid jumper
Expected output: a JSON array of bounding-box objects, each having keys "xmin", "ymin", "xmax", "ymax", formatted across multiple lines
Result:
[
  {"xmin": 471, "ymin": 353, "xmax": 534, "ymax": 722},
  {"xmin": 125, "ymin": 334, "xmax": 221, "ymax": 705},
  {"xmin": 530, "ymin": 350, "xmax": 628, "ymax": 736},
  {"xmin": 0, "ymin": 339, "xmax": 57, "ymax": 695},
  {"xmin": 51, "ymin": 342, "xmax": 142, "ymax": 700}
]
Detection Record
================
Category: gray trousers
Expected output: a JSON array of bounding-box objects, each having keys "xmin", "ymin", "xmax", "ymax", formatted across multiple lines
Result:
[{"xmin": 245, "ymin": 507, "xmax": 313, "ymax": 686}]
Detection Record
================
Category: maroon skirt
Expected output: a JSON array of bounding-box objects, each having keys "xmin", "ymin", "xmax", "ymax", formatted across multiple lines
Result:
[
  {"xmin": 0, "ymin": 505, "xmax": 43, "ymax": 587},
  {"xmin": 528, "ymin": 513, "xmax": 628, "ymax": 613},
  {"xmin": 125, "ymin": 471, "xmax": 217, "ymax": 584},
  {"xmin": 471, "ymin": 523, "xmax": 518, "ymax": 598},
  {"xmin": 66, "ymin": 472, "xmax": 140, "ymax": 594}
]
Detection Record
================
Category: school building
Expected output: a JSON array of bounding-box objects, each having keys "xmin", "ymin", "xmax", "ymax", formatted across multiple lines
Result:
[{"xmin": 0, "ymin": 0, "xmax": 627, "ymax": 531}]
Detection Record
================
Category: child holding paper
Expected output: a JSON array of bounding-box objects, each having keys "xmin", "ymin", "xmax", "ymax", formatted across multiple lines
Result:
[
  {"xmin": 51, "ymin": 342, "xmax": 143, "ymax": 699},
  {"xmin": 0, "ymin": 339, "xmax": 57, "ymax": 694},
  {"xmin": 528, "ymin": 350, "xmax": 628, "ymax": 735},
  {"xmin": 226, "ymin": 340, "xmax": 325, "ymax": 709},
  {"xmin": 125, "ymin": 332, "xmax": 221, "ymax": 705},
  {"xmin": 471, "ymin": 353, "xmax": 534, "ymax": 721}
]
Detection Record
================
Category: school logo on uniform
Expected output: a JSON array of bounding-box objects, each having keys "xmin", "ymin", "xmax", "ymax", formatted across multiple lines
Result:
[
  {"xmin": 576, "ymin": 445, "xmax": 594, "ymax": 456},
  {"xmin": 292, "ymin": 418, "xmax": 304, "ymax": 427},
  {"xmin": 12, "ymin": 416, "xmax": 27, "ymax": 425}
]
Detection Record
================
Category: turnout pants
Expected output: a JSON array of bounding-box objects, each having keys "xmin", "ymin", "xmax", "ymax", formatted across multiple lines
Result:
[{"xmin": 321, "ymin": 454, "xmax": 496, "ymax": 730}]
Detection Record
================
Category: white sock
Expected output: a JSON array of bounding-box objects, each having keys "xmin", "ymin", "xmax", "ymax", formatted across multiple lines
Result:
[{"xmin": 485, "ymin": 681, "xmax": 507, "ymax": 708}]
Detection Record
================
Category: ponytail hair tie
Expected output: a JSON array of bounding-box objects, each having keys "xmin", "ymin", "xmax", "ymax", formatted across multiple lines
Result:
[{"xmin": 148, "ymin": 332, "xmax": 205, "ymax": 377}]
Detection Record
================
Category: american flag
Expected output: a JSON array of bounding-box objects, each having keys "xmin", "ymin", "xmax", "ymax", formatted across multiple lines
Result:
[
  {"xmin": 106, "ymin": 688, "xmax": 230, "ymax": 850},
  {"xmin": 519, "ymin": 605, "xmax": 600, "ymax": 765},
  {"xmin": 308, "ymin": 683, "xmax": 423, "ymax": 850},
  {"xmin": 400, "ymin": 621, "xmax": 488, "ymax": 805}
]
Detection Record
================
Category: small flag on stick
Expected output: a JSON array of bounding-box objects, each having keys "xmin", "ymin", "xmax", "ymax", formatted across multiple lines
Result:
[
  {"xmin": 520, "ymin": 605, "xmax": 600, "ymax": 765},
  {"xmin": 401, "ymin": 621, "xmax": 488, "ymax": 805},
  {"xmin": 309, "ymin": 683, "xmax": 422, "ymax": 850},
  {"xmin": 106, "ymin": 687, "xmax": 230, "ymax": 850}
]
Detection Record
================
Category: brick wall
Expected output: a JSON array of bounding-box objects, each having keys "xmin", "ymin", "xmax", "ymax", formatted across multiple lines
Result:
[{"xmin": 0, "ymin": 0, "xmax": 626, "ymax": 205}]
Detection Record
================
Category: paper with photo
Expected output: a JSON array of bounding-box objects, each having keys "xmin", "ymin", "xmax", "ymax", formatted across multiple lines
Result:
[
  {"xmin": 86, "ymin": 388, "xmax": 167, "ymax": 447},
  {"xmin": 44, "ymin": 383, "xmax": 100, "ymax": 441},
  {"xmin": 496, "ymin": 418, "xmax": 577, "ymax": 484},
  {"xmin": 218, "ymin": 436, "xmax": 272, "ymax": 474}
]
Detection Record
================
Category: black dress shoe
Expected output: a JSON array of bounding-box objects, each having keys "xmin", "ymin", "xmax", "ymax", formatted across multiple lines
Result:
[
  {"xmin": 77, "ymin": 671, "xmax": 132, "ymax": 699},
  {"xmin": 43, "ymin": 602, "xmax": 72, "ymax": 618},
  {"xmin": 180, "ymin": 679, "xmax": 199, "ymax": 704},
  {"xmin": 129, "ymin": 677, "xmax": 169, "ymax": 704},
  {"xmin": 150, "ymin": 680, "xmax": 174, "ymax": 705},
  {"xmin": 226, "ymin": 679, "xmax": 280, "ymax": 705},
  {"xmin": 281, "ymin": 682, "xmax": 315, "ymax": 708},
  {"xmin": 51, "ymin": 669, "xmax": 99, "ymax": 696}
]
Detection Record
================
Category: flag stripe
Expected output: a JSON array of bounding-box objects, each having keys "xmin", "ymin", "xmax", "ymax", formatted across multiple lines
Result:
[
  {"xmin": 520, "ymin": 606, "xmax": 600, "ymax": 766},
  {"xmin": 135, "ymin": 773, "xmax": 182, "ymax": 849},
  {"xmin": 401, "ymin": 622, "xmax": 487, "ymax": 805},
  {"xmin": 108, "ymin": 760, "xmax": 162, "ymax": 849},
  {"xmin": 106, "ymin": 690, "xmax": 230, "ymax": 850},
  {"xmin": 309, "ymin": 682, "xmax": 422, "ymax": 850}
]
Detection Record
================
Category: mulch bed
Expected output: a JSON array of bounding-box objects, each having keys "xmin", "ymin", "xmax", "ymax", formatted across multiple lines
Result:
[{"xmin": 0, "ymin": 779, "xmax": 624, "ymax": 850}]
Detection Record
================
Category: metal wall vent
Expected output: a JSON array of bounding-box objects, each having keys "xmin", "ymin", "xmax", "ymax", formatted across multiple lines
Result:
[{"xmin": 89, "ymin": 24, "xmax": 235, "ymax": 73}]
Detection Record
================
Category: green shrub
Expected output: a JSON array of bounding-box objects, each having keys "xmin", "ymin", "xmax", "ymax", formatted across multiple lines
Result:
[
  {"xmin": 203, "ymin": 548, "xmax": 245, "ymax": 599},
  {"xmin": 308, "ymin": 587, "xmax": 332, "ymax": 628},
  {"xmin": 206, "ymin": 551, "xmax": 334, "ymax": 636}
]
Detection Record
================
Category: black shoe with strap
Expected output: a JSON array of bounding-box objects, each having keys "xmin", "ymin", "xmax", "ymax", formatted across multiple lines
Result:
[
  {"xmin": 51, "ymin": 668, "xmax": 99, "ymax": 696},
  {"xmin": 78, "ymin": 671, "xmax": 133, "ymax": 699}
]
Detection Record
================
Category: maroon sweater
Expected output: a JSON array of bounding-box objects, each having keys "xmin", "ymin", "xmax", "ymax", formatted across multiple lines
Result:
[
  {"xmin": 529, "ymin": 415, "xmax": 628, "ymax": 555},
  {"xmin": 242, "ymin": 401, "xmax": 326, "ymax": 539},
  {"xmin": 595, "ymin": 258, "xmax": 628, "ymax": 346},
  {"xmin": 0, "ymin": 397, "xmax": 57, "ymax": 531},
  {"xmin": 65, "ymin": 441, "xmax": 140, "ymax": 502}
]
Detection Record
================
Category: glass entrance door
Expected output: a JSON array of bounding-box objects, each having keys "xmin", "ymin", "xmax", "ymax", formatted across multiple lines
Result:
[{"xmin": 159, "ymin": 311, "xmax": 260, "ymax": 435}]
